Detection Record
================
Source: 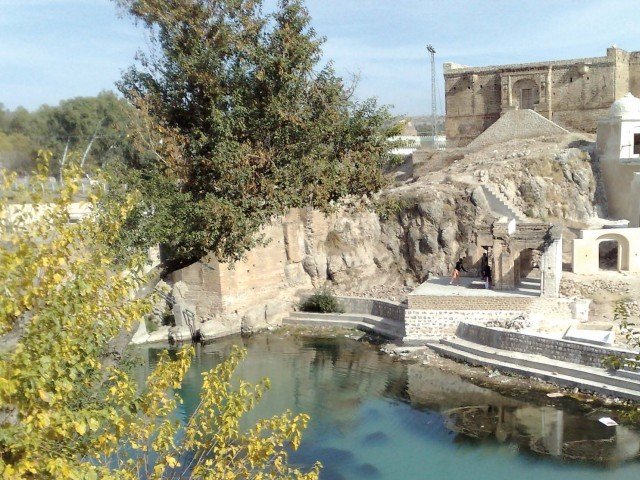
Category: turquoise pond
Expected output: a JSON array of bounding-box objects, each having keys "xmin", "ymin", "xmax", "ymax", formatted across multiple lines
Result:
[{"xmin": 134, "ymin": 332, "xmax": 640, "ymax": 480}]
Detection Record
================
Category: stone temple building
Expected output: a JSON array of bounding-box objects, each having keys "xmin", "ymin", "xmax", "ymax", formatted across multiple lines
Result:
[{"xmin": 444, "ymin": 46, "xmax": 640, "ymax": 146}]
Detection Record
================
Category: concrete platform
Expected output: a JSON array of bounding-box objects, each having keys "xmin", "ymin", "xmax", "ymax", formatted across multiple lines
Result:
[{"xmin": 409, "ymin": 276, "xmax": 540, "ymax": 298}]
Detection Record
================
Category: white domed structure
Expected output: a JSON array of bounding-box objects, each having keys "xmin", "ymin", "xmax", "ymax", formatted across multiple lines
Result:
[
  {"xmin": 597, "ymin": 92, "xmax": 640, "ymax": 227},
  {"xmin": 609, "ymin": 92, "xmax": 640, "ymax": 119},
  {"xmin": 390, "ymin": 119, "xmax": 421, "ymax": 156},
  {"xmin": 400, "ymin": 120, "xmax": 419, "ymax": 137}
]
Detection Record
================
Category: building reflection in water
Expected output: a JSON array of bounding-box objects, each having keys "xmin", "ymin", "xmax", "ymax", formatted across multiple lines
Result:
[
  {"xmin": 133, "ymin": 333, "xmax": 640, "ymax": 465},
  {"xmin": 407, "ymin": 364, "xmax": 640, "ymax": 464}
]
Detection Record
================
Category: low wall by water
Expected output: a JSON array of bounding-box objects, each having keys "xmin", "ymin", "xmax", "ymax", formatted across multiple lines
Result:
[
  {"xmin": 456, "ymin": 323, "xmax": 637, "ymax": 368},
  {"xmin": 335, "ymin": 296, "xmax": 405, "ymax": 322}
]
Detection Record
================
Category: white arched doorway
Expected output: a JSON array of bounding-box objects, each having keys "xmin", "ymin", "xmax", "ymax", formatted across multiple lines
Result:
[
  {"xmin": 573, "ymin": 228, "xmax": 640, "ymax": 275},
  {"xmin": 595, "ymin": 233, "xmax": 630, "ymax": 271}
]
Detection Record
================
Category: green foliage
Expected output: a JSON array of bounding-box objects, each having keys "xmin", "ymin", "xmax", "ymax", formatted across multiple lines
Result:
[
  {"xmin": 110, "ymin": 0, "xmax": 395, "ymax": 273},
  {"xmin": 0, "ymin": 92, "xmax": 138, "ymax": 175},
  {"xmin": 603, "ymin": 301, "xmax": 640, "ymax": 371},
  {"xmin": 373, "ymin": 195, "xmax": 411, "ymax": 221},
  {"xmin": 0, "ymin": 157, "xmax": 319, "ymax": 479},
  {"xmin": 300, "ymin": 287, "xmax": 344, "ymax": 314}
]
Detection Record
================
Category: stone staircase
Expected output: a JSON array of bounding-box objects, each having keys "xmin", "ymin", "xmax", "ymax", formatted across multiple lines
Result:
[
  {"xmin": 427, "ymin": 325, "xmax": 640, "ymax": 401},
  {"xmin": 481, "ymin": 184, "xmax": 528, "ymax": 222},
  {"xmin": 283, "ymin": 311, "xmax": 405, "ymax": 340},
  {"xmin": 516, "ymin": 277, "xmax": 541, "ymax": 295}
]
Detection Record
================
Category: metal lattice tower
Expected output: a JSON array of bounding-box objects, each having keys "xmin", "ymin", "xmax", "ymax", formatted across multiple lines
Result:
[{"xmin": 427, "ymin": 44, "xmax": 437, "ymax": 136}]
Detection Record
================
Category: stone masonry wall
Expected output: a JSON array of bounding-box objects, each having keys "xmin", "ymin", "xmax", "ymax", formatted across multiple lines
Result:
[
  {"xmin": 404, "ymin": 309, "xmax": 528, "ymax": 340},
  {"xmin": 445, "ymin": 47, "xmax": 640, "ymax": 146},
  {"xmin": 408, "ymin": 295, "xmax": 534, "ymax": 311},
  {"xmin": 456, "ymin": 323, "xmax": 637, "ymax": 368},
  {"xmin": 404, "ymin": 296, "xmax": 587, "ymax": 341}
]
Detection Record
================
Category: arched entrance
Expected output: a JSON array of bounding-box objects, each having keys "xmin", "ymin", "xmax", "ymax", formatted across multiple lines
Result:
[
  {"xmin": 598, "ymin": 240, "xmax": 619, "ymax": 270},
  {"xmin": 572, "ymin": 227, "xmax": 640, "ymax": 275},
  {"xmin": 512, "ymin": 78, "xmax": 539, "ymax": 110},
  {"xmin": 516, "ymin": 248, "xmax": 542, "ymax": 293},
  {"xmin": 519, "ymin": 248, "xmax": 541, "ymax": 279},
  {"xmin": 595, "ymin": 233, "xmax": 630, "ymax": 271}
]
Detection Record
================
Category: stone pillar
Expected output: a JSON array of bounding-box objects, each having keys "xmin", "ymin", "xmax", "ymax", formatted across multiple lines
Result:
[
  {"xmin": 513, "ymin": 249, "xmax": 521, "ymax": 285},
  {"xmin": 542, "ymin": 228, "xmax": 563, "ymax": 297},
  {"xmin": 495, "ymin": 251, "xmax": 516, "ymax": 290},
  {"xmin": 500, "ymin": 74, "xmax": 513, "ymax": 113}
]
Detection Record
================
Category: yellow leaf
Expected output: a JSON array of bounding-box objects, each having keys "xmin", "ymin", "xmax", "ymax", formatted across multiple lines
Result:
[
  {"xmin": 74, "ymin": 421, "xmax": 87, "ymax": 436},
  {"xmin": 38, "ymin": 389, "xmax": 52, "ymax": 404},
  {"xmin": 53, "ymin": 273, "xmax": 63, "ymax": 283},
  {"xmin": 88, "ymin": 418, "xmax": 100, "ymax": 431},
  {"xmin": 166, "ymin": 456, "xmax": 179, "ymax": 468}
]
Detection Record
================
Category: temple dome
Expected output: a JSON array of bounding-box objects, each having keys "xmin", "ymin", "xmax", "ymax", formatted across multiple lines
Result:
[
  {"xmin": 400, "ymin": 120, "xmax": 419, "ymax": 136},
  {"xmin": 609, "ymin": 92, "xmax": 640, "ymax": 119}
]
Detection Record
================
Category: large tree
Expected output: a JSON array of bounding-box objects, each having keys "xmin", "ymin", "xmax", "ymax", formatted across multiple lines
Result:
[{"xmin": 113, "ymin": 0, "xmax": 396, "ymax": 273}]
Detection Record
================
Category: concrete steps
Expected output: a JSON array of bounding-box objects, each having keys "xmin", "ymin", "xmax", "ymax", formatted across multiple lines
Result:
[
  {"xmin": 482, "ymin": 184, "xmax": 528, "ymax": 222},
  {"xmin": 427, "ymin": 337, "xmax": 640, "ymax": 401},
  {"xmin": 516, "ymin": 278, "xmax": 541, "ymax": 295},
  {"xmin": 284, "ymin": 311, "xmax": 404, "ymax": 340}
]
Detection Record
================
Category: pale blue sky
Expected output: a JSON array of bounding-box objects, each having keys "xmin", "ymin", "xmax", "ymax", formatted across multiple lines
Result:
[{"xmin": 1, "ymin": 0, "xmax": 639, "ymax": 115}]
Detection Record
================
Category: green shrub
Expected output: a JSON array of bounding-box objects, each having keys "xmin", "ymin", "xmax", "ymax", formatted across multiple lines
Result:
[
  {"xmin": 300, "ymin": 287, "xmax": 345, "ymax": 313},
  {"xmin": 373, "ymin": 195, "xmax": 411, "ymax": 221}
]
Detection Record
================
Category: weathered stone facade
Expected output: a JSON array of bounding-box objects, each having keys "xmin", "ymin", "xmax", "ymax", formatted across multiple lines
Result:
[{"xmin": 445, "ymin": 46, "xmax": 640, "ymax": 146}]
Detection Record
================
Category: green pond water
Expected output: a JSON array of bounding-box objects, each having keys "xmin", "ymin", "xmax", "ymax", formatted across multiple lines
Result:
[{"xmin": 134, "ymin": 332, "xmax": 640, "ymax": 480}]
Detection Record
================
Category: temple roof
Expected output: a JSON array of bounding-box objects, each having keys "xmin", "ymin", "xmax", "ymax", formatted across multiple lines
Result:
[{"xmin": 609, "ymin": 92, "xmax": 640, "ymax": 119}]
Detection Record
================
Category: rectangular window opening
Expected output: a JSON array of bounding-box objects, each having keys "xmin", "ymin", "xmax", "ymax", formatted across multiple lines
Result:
[{"xmin": 634, "ymin": 133, "xmax": 640, "ymax": 155}]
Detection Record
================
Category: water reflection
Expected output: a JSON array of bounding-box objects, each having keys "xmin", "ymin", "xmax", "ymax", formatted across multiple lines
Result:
[
  {"xmin": 405, "ymin": 365, "xmax": 640, "ymax": 464},
  {"xmin": 133, "ymin": 332, "xmax": 640, "ymax": 478}
]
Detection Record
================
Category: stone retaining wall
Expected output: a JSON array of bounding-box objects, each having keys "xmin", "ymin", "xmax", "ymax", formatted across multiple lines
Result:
[
  {"xmin": 404, "ymin": 309, "xmax": 528, "ymax": 340},
  {"xmin": 404, "ymin": 295, "xmax": 589, "ymax": 341},
  {"xmin": 408, "ymin": 295, "xmax": 534, "ymax": 311},
  {"xmin": 335, "ymin": 296, "xmax": 405, "ymax": 322},
  {"xmin": 456, "ymin": 323, "xmax": 637, "ymax": 368}
]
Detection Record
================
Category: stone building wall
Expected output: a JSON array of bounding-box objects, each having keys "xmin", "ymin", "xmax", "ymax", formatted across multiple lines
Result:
[
  {"xmin": 167, "ymin": 207, "xmax": 409, "ymax": 336},
  {"xmin": 169, "ymin": 209, "xmax": 314, "ymax": 333},
  {"xmin": 445, "ymin": 47, "xmax": 640, "ymax": 146}
]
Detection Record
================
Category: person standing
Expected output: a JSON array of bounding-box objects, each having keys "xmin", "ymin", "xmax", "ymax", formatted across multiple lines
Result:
[
  {"xmin": 482, "ymin": 263, "xmax": 492, "ymax": 289},
  {"xmin": 450, "ymin": 258, "xmax": 466, "ymax": 285}
]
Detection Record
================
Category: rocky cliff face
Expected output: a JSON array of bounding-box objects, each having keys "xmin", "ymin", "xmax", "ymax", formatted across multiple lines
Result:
[{"xmin": 146, "ymin": 133, "xmax": 600, "ymax": 341}]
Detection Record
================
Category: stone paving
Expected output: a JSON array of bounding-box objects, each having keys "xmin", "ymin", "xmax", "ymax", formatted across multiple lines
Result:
[{"xmin": 409, "ymin": 276, "xmax": 540, "ymax": 298}]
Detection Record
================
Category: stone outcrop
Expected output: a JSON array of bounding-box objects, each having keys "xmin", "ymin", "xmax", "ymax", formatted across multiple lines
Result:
[{"xmin": 142, "ymin": 134, "xmax": 601, "ymax": 344}]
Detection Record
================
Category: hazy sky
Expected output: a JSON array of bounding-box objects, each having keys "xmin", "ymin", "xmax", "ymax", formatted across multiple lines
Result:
[{"xmin": 2, "ymin": 0, "xmax": 640, "ymax": 115}]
